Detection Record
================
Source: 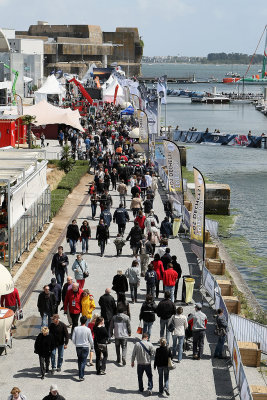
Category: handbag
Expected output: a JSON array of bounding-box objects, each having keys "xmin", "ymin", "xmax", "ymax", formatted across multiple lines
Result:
[
  {"xmin": 214, "ymin": 325, "xmax": 226, "ymax": 337},
  {"xmin": 97, "ymin": 343, "xmax": 107, "ymax": 352},
  {"xmin": 77, "ymin": 261, "xmax": 89, "ymax": 279},
  {"xmin": 167, "ymin": 316, "xmax": 175, "ymax": 333},
  {"xmin": 136, "ymin": 322, "xmax": 143, "ymax": 335},
  {"xmin": 16, "ymin": 309, "xmax": 23, "ymax": 320},
  {"xmin": 168, "ymin": 357, "xmax": 176, "ymax": 370}
]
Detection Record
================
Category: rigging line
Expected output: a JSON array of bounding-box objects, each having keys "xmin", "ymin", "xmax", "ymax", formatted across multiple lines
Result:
[{"xmin": 244, "ymin": 25, "xmax": 267, "ymax": 77}]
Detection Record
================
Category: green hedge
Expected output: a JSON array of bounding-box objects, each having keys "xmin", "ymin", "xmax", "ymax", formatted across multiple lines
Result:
[{"xmin": 50, "ymin": 161, "xmax": 89, "ymax": 218}]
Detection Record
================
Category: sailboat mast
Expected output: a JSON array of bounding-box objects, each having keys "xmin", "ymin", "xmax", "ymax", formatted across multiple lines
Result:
[{"xmin": 262, "ymin": 25, "xmax": 267, "ymax": 79}]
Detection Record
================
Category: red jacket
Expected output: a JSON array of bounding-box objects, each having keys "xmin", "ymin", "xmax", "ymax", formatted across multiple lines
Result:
[
  {"xmin": 135, "ymin": 215, "xmax": 146, "ymax": 230},
  {"xmin": 1, "ymin": 288, "xmax": 21, "ymax": 308},
  {"xmin": 163, "ymin": 268, "xmax": 178, "ymax": 287},
  {"xmin": 64, "ymin": 288, "xmax": 83, "ymax": 314},
  {"xmin": 152, "ymin": 260, "xmax": 164, "ymax": 281}
]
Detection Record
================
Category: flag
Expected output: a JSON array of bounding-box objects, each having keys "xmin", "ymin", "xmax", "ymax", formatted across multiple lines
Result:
[
  {"xmin": 114, "ymin": 84, "xmax": 119, "ymax": 105},
  {"xmin": 190, "ymin": 167, "xmax": 205, "ymax": 261},
  {"xmin": 137, "ymin": 109, "xmax": 148, "ymax": 142},
  {"xmin": 131, "ymin": 94, "xmax": 140, "ymax": 110},
  {"xmin": 145, "ymin": 90, "xmax": 158, "ymax": 137},
  {"xmin": 163, "ymin": 139, "xmax": 184, "ymax": 205},
  {"xmin": 157, "ymin": 75, "xmax": 167, "ymax": 105}
]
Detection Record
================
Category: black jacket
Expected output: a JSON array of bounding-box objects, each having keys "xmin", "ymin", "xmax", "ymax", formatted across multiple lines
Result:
[
  {"xmin": 172, "ymin": 260, "xmax": 182, "ymax": 279},
  {"xmin": 49, "ymin": 321, "xmax": 69, "ymax": 347},
  {"xmin": 154, "ymin": 346, "xmax": 172, "ymax": 368},
  {"xmin": 156, "ymin": 299, "xmax": 176, "ymax": 319},
  {"xmin": 161, "ymin": 253, "xmax": 172, "ymax": 270},
  {"xmin": 48, "ymin": 283, "xmax": 62, "ymax": 303},
  {"xmin": 34, "ymin": 333, "xmax": 55, "ymax": 356},
  {"xmin": 62, "ymin": 282, "xmax": 70, "ymax": 303},
  {"xmin": 66, "ymin": 224, "xmax": 80, "ymax": 241},
  {"xmin": 42, "ymin": 393, "xmax": 65, "ymax": 400},
  {"xmin": 99, "ymin": 293, "xmax": 117, "ymax": 321},
  {"xmin": 112, "ymin": 274, "xmax": 128, "ymax": 293},
  {"xmin": 140, "ymin": 301, "xmax": 157, "ymax": 322},
  {"xmin": 113, "ymin": 207, "xmax": 130, "ymax": 225},
  {"xmin": 93, "ymin": 325, "xmax": 109, "ymax": 348},
  {"xmin": 96, "ymin": 223, "xmax": 109, "ymax": 241},
  {"xmin": 37, "ymin": 292, "xmax": 56, "ymax": 316},
  {"xmin": 143, "ymin": 199, "xmax": 153, "ymax": 214},
  {"xmin": 80, "ymin": 224, "xmax": 91, "ymax": 238},
  {"xmin": 51, "ymin": 253, "xmax": 69, "ymax": 274},
  {"xmin": 126, "ymin": 226, "xmax": 142, "ymax": 247},
  {"xmin": 160, "ymin": 220, "xmax": 173, "ymax": 237}
]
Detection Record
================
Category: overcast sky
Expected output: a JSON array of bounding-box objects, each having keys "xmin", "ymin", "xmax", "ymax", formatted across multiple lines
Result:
[{"xmin": 0, "ymin": 0, "xmax": 267, "ymax": 56}]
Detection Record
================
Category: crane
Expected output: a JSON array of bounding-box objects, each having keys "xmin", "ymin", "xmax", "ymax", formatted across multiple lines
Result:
[
  {"xmin": 4, "ymin": 63, "xmax": 19, "ymax": 105},
  {"xmin": 68, "ymin": 78, "xmax": 93, "ymax": 105}
]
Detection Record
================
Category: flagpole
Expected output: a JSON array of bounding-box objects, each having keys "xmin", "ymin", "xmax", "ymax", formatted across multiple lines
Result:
[{"xmin": 165, "ymin": 103, "xmax": 167, "ymax": 138}]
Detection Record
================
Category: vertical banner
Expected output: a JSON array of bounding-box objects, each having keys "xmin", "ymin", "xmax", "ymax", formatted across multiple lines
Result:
[
  {"xmin": 163, "ymin": 139, "xmax": 184, "ymax": 205},
  {"xmin": 132, "ymin": 94, "xmax": 140, "ymax": 110},
  {"xmin": 190, "ymin": 167, "xmax": 205, "ymax": 260},
  {"xmin": 137, "ymin": 109, "xmax": 148, "ymax": 142},
  {"xmin": 145, "ymin": 93, "xmax": 158, "ymax": 137},
  {"xmin": 157, "ymin": 75, "xmax": 167, "ymax": 105},
  {"xmin": 113, "ymin": 84, "xmax": 119, "ymax": 105}
]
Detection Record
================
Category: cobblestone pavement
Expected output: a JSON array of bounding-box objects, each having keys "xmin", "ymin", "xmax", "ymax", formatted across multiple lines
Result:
[{"xmin": 0, "ymin": 181, "xmax": 236, "ymax": 400}]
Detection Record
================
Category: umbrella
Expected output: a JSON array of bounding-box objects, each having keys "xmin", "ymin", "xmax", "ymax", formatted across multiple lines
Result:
[
  {"xmin": 0, "ymin": 264, "xmax": 14, "ymax": 295},
  {"xmin": 129, "ymin": 128, "xmax": 140, "ymax": 139}
]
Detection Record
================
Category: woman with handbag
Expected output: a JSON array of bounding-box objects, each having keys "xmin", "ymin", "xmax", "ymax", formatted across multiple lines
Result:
[
  {"xmin": 93, "ymin": 316, "xmax": 109, "ymax": 375},
  {"xmin": 71, "ymin": 254, "xmax": 89, "ymax": 289},
  {"xmin": 154, "ymin": 338, "xmax": 172, "ymax": 396},
  {"xmin": 214, "ymin": 308, "xmax": 228, "ymax": 359},
  {"xmin": 80, "ymin": 220, "xmax": 91, "ymax": 254},
  {"xmin": 171, "ymin": 306, "xmax": 188, "ymax": 362}
]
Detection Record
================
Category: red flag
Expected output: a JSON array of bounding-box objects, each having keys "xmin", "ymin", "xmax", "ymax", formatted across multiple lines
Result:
[{"xmin": 114, "ymin": 84, "xmax": 119, "ymax": 105}]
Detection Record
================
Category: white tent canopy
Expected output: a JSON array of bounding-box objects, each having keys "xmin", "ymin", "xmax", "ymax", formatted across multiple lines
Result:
[
  {"xmin": 129, "ymin": 127, "xmax": 140, "ymax": 138},
  {"xmin": 0, "ymin": 264, "xmax": 14, "ymax": 295},
  {"xmin": 102, "ymin": 78, "xmax": 125, "ymax": 105},
  {"xmin": 34, "ymin": 75, "xmax": 66, "ymax": 105}
]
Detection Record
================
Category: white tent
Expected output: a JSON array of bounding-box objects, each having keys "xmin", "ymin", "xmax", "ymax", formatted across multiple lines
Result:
[
  {"xmin": 4, "ymin": 100, "xmax": 84, "ymax": 131},
  {"xmin": 129, "ymin": 127, "xmax": 140, "ymax": 138},
  {"xmin": 0, "ymin": 264, "xmax": 14, "ymax": 295},
  {"xmin": 102, "ymin": 78, "xmax": 125, "ymax": 105},
  {"xmin": 34, "ymin": 75, "xmax": 66, "ymax": 105}
]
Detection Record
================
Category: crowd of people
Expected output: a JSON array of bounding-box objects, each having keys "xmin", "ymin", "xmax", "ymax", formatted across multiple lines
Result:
[{"xmin": 3, "ymin": 102, "xmax": 228, "ymax": 399}]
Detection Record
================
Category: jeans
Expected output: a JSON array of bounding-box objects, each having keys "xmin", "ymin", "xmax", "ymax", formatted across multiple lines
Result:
[
  {"xmin": 51, "ymin": 345, "xmax": 64, "ymax": 369},
  {"xmin": 112, "ymin": 181, "xmax": 116, "ymax": 190},
  {"xmin": 118, "ymin": 223, "xmax": 126, "ymax": 235},
  {"xmin": 129, "ymin": 283, "xmax": 137, "ymax": 301},
  {"xmin": 115, "ymin": 338, "xmax": 127, "ymax": 362},
  {"xmin": 164, "ymin": 285, "xmax": 175, "ymax": 303},
  {"xmin": 143, "ymin": 321, "xmax": 153, "ymax": 340},
  {"xmin": 214, "ymin": 335, "xmax": 226, "ymax": 358},
  {"xmin": 55, "ymin": 270, "xmax": 65, "ymax": 287},
  {"xmin": 76, "ymin": 347, "xmax": 89, "ymax": 379},
  {"xmin": 82, "ymin": 237, "xmax": 89, "ymax": 253},
  {"xmin": 99, "ymin": 240, "xmax": 106, "ymax": 256},
  {"xmin": 137, "ymin": 364, "xmax": 153, "ymax": 392},
  {"xmin": 95, "ymin": 346, "xmax": 108, "ymax": 373},
  {"xmin": 41, "ymin": 313, "xmax": 52, "ymax": 328},
  {"xmin": 119, "ymin": 194, "xmax": 126, "ymax": 208},
  {"xmin": 172, "ymin": 335, "xmax": 184, "ymax": 361},
  {"xmin": 146, "ymin": 285, "xmax": 155, "ymax": 299},
  {"xmin": 39, "ymin": 355, "xmax": 50, "ymax": 376},
  {"xmin": 157, "ymin": 366, "xmax": 169, "ymax": 393},
  {"xmin": 68, "ymin": 239, "xmax": 77, "ymax": 254},
  {"xmin": 91, "ymin": 204, "xmax": 97, "ymax": 219},
  {"xmin": 70, "ymin": 313, "xmax": 80, "ymax": 336},
  {"xmin": 160, "ymin": 318, "xmax": 171, "ymax": 345},
  {"xmin": 193, "ymin": 330, "xmax": 205, "ymax": 358}
]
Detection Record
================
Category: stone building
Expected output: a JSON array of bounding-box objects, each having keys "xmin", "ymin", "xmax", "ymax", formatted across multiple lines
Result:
[{"xmin": 16, "ymin": 22, "xmax": 143, "ymax": 77}]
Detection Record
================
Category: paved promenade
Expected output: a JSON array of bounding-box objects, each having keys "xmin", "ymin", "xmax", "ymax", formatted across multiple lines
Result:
[{"xmin": 0, "ymin": 180, "xmax": 236, "ymax": 400}]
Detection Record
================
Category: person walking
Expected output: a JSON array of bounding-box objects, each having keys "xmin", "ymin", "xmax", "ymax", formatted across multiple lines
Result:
[
  {"xmin": 156, "ymin": 291, "xmax": 176, "ymax": 345},
  {"xmin": 34, "ymin": 326, "xmax": 55, "ymax": 379},
  {"xmin": 148, "ymin": 221, "xmax": 160, "ymax": 256},
  {"xmin": 139, "ymin": 294, "xmax": 157, "ymax": 341},
  {"xmin": 188, "ymin": 303, "xmax": 207, "ymax": 360},
  {"xmin": 163, "ymin": 263, "xmax": 178, "ymax": 303},
  {"xmin": 87, "ymin": 313, "xmax": 99, "ymax": 366},
  {"xmin": 113, "ymin": 233, "xmax": 126, "ymax": 256},
  {"xmin": 49, "ymin": 314, "xmax": 69, "ymax": 374},
  {"xmin": 93, "ymin": 316, "xmax": 109, "ymax": 375},
  {"xmin": 1, "ymin": 286, "xmax": 21, "ymax": 329},
  {"xmin": 126, "ymin": 221, "xmax": 142, "ymax": 256},
  {"xmin": 139, "ymin": 235, "xmax": 153, "ymax": 277},
  {"xmin": 50, "ymin": 246, "xmax": 69, "ymax": 287},
  {"xmin": 117, "ymin": 179, "xmax": 127, "ymax": 208},
  {"xmin": 125, "ymin": 260, "xmax": 140, "ymax": 303},
  {"xmin": 152, "ymin": 254, "xmax": 164, "ymax": 298},
  {"xmin": 41, "ymin": 385, "xmax": 65, "ymax": 400},
  {"xmin": 160, "ymin": 217, "xmax": 173, "ymax": 239},
  {"xmin": 66, "ymin": 219, "xmax": 80, "ymax": 255},
  {"xmin": 37, "ymin": 286, "xmax": 57, "ymax": 328},
  {"xmin": 90, "ymin": 191, "xmax": 98, "ymax": 220},
  {"xmin": 145, "ymin": 264, "xmax": 158, "ymax": 299},
  {"xmin": 100, "ymin": 207, "xmax": 112, "ymax": 228},
  {"xmin": 113, "ymin": 203, "xmax": 130, "ymax": 236},
  {"xmin": 134, "ymin": 210, "xmax": 146, "ymax": 234},
  {"xmin": 61, "ymin": 276, "xmax": 73, "ymax": 327},
  {"xmin": 131, "ymin": 332, "xmax": 155, "ymax": 396},
  {"xmin": 72, "ymin": 315, "xmax": 94, "ymax": 381},
  {"xmin": 64, "ymin": 282, "xmax": 83, "ymax": 335},
  {"xmin": 154, "ymin": 338, "xmax": 172, "ymax": 396},
  {"xmin": 80, "ymin": 220, "xmax": 91, "ymax": 254},
  {"xmin": 117, "ymin": 292, "xmax": 131, "ymax": 319},
  {"xmin": 110, "ymin": 304, "xmax": 131, "ymax": 366},
  {"xmin": 96, "ymin": 218, "xmax": 109, "ymax": 257},
  {"xmin": 71, "ymin": 254, "xmax": 89, "ymax": 289},
  {"xmin": 171, "ymin": 255, "xmax": 182, "ymax": 302},
  {"xmin": 110, "ymin": 168, "xmax": 118, "ymax": 190},
  {"xmin": 98, "ymin": 288, "xmax": 117, "ymax": 336},
  {"xmin": 169, "ymin": 306, "xmax": 188, "ymax": 362},
  {"xmin": 81, "ymin": 289, "xmax": 96, "ymax": 321},
  {"xmin": 8, "ymin": 387, "xmax": 27, "ymax": 400},
  {"xmin": 161, "ymin": 248, "xmax": 172, "ymax": 271},
  {"xmin": 130, "ymin": 193, "xmax": 142, "ymax": 218},
  {"xmin": 112, "ymin": 270, "xmax": 128, "ymax": 297},
  {"xmin": 48, "ymin": 278, "xmax": 61, "ymax": 314},
  {"xmin": 214, "ymin": 308, "xmax": 228, "ymax": 359}
]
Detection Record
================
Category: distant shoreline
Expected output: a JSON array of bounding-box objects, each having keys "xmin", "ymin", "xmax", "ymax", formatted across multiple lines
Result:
[{"xmin": 142, "ymin": 62, "xmax": 262, "ymax": 66}]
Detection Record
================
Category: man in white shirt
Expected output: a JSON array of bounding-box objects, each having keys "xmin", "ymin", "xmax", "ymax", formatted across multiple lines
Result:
[{"xmin": 72, "ymin": 315, "xmax": 94, "ymax": 381}]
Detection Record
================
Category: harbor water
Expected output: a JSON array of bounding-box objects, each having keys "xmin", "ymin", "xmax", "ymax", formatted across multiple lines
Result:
[{"xmin": 142, "ymin": 63, "xmax": 267, "ymax": 309}]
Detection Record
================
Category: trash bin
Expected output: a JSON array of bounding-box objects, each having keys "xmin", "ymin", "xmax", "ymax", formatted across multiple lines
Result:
[{"xmin": 181, "ymin": 275, "xmax": 195, "ymax": 304}]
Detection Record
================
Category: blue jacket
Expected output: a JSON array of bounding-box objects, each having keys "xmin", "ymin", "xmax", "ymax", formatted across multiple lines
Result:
[
  {"xmin": 113, "ymin": 207, "xmax": 130, "ymax": 225},
  {"xmin": 100, "ymin": 209, "xmax": 112, "ymax": 227},
  {"xmin": 145, "ymin": 270, "xmax": 157, "ymax": 286}
]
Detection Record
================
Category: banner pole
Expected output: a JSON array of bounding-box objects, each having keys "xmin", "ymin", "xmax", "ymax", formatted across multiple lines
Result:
[{"xmin": 165, "ymin": 103, "xmax": 167, "ymax": 138}]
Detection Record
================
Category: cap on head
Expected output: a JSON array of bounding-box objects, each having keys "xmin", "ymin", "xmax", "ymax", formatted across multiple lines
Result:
[
  {"xmin": 195, "ymin": 303, "xmax": 202, "ymax": 310},
  {"xmin": 50, "ymin": 384, "xmax": 58, "ymax": 392}
]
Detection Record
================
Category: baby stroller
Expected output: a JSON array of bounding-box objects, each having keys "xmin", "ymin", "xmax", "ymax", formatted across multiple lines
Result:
[{"xmin": 183, "ymin": 313, "xmax": 193, "ymax": 351}]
